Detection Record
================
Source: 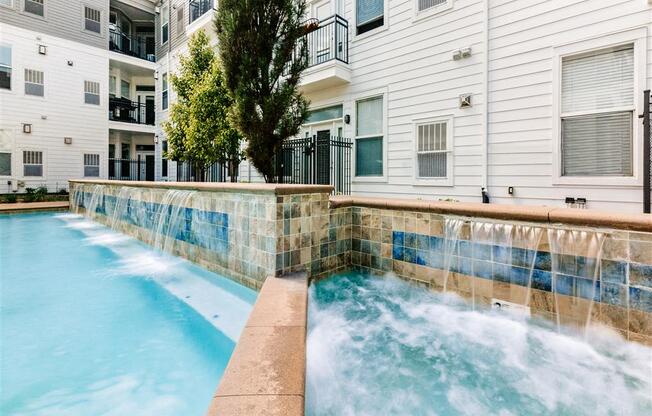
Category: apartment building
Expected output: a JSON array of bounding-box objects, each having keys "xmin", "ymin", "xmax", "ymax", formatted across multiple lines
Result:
[
  {"xmin": 0, "ymin": 0, "xmax": 157, "ymax": 193},
  {"xmin": 154, "ymin": 0, "xmax": 651, "ymax": 213}
]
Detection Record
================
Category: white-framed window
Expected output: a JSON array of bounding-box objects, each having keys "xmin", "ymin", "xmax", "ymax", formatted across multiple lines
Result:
[
  {"xmin": 356, "ymin": 0, "xmax": 385, "ymax": 36},
  {"xmin": 414, "ymin": 0, "xmax": 452, "ymax": 19},
  {"xmin": 161, "ymin": 5, "xmax": 169, "ymax": 44},
  {"xmin": 120, "ymin": 79, "xmax": 130, "ymax": 99},
  {"xmin": 109, "ymin": 75, "xmax": 116, "ymax": 96},
  {"xmin": 0, "ymin": 152, "xmax": 11, "ymax": 176},
  {"xmin": 84, "ymin": 80, "xmax": 100, "ymax": 105},
  {"xmin": 83, "ymin": 153, "xmax": 100, "ymax": 177},
  {"xmin": 0, "ymin": 45, "xmax": 11, "ymax": 90},
  {"xmin": 24, "ymin": 0, "xmax": 43, "ymax": 17},
  {"xmin": 23, "ymin": 150, "xmax": 43, "ymax": 177},
  {"xmin": 553, "ymin": 29, "xmax": 643, "ymax": 187},
  {"xmin": 84, "ymin": 6, "xmax": 101, "ymax": 33},
  {"xmin": 161, "ymin": 73, "xmax": 168, "ymax": 110},
  {"xmin": 355, "ymin": 95, "xmax": 384, "ymax": 177},
  {"xmin": 414, "ymin": 116, "xmax": 453, "ymax": 185},
  {"xmin": 161, "ymin": 140, "xmax": 168, "ymax": 177},
  {"xmin": 0, "ymin": 0, "xmax": 14, "ymax": 9},
  {"xmin": 24, "ymin": 69, "xmax": 44, "ymax": 96},
  {"xmin": 176, "ymin": 6, "xmax": 184, "ymax": 35}
]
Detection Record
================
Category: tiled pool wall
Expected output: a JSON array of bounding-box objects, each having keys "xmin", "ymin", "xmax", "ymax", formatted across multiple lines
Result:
[
  {"xmin": 69, "ymin": 182, "xmax": 344, "ymax": 290},
  {"xmin": 349, "ymin": 206, "xmax": 652, "ymax": 345}
]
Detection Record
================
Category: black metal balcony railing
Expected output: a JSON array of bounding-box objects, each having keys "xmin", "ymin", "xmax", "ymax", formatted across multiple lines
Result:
[
  {"xmin": 109, "ymin": 97, "xmax": 155, "ymax": 125},
  {"xmin": 109, "ymin": 28, "xmax": 155, "ymax": 62},
  {"xmin": 286, "ymin": 15, "xmax": 349, "ymax": 75},
  {"xmin": 189, "ymin": 0, "xmax": 213, "ymax": 25},
  {"xmin": 109, "ymin": 157, "xmax": 154, "ymax": 181}
]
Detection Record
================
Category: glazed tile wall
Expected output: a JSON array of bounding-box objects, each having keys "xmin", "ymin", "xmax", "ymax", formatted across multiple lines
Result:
[{"xmin": 350, "ymin": 206, "xmax": 652, "ymax": 345}]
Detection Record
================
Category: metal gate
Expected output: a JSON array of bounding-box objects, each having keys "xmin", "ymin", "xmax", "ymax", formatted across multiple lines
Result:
[
  {"xmin": 643, "ymin": 90, "xmax": 651, "ymax": 214},
  {"xmin": 275, "ymin": 135, "xmax": 352, "ymax": 195}
]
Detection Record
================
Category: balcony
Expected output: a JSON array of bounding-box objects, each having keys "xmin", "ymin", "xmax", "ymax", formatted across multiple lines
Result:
[
  {"xmin": 109, "ymin": 97, "xmax": 155, "ymax": 126},
  {"xmin": 291, "ymin": 15, "xmax": 351, "ymax": 92},
  {"xmin": 189, "ymin": 0, "xmax": 213, "ymax": 24},
  {"xmin": 109, "ymin": 27, "xmax": 156, "ymax": 62}
]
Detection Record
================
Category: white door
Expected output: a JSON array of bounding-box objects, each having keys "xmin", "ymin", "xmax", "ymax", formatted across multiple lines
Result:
[{"xmin": 311, "ymin": 0, "xmax": 333, "ymax": 64}]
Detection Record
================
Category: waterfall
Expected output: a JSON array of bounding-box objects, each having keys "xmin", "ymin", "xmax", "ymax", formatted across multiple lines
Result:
[
  {"xmin": 150, "ymin": 190, "xmax": 195, "ymax": 253},
  {"xmin": 442, "ymin": 217, "xmax": 463, "ymax": 292},
  {"xmin": 110, "ymin": 187, "xmax": 132, "ymax": 229},
  {"xmin": 85, "ymin": 185, "xmax": 105, "ymax": 220}
]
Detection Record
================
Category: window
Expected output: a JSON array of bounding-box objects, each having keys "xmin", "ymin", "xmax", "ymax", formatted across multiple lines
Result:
[
  {"xmin": 109, "ymin": 75, "xmax": 116, "ymax": 96},
  {"xmin": 560, "ymin": 45, "xmax": 634, "ymax": 177},
  {"xmin": 161, "ymin": 140, "xmax": 168, "ymax": 177},
  {"xmin": 0, "ymin": 0, "xmax": 13, "ymax": 9},
  {"xmin": 0, "ymin": 45, "xmax": 10, "ymax": 90},
  {"xmin": 356, "ymin": 0, "xmax": 384, "ymax": 35},
  {"xmin": 84, "ymin": 81, "xmax": 100, "ymax": 105},
  {"xmin": 161, "ymin": 6, "xmax": 169, "ymax": 44},
  {"xmin": 176, "ymin": 7, "xmax": 184, "ymax": 35},
  {"xmin": 161, "ymin": 73, "xmax": 168, "ymax": 110},
  {"xmin": 24, "ymin": 0, "xmax": 43, "ymax": 17},
  {"xmin": 120, "ymin": 80, "xmax": 130, "ymax": 99},
  {"xmin": 306, "ymin": 105, "xmax": 343, "ymax": 124},
  {"xmin": 24, "ymin": 69, "xmax": 44, "ymax": 96},
  {"xmin": 0, "ymin": 152, "xmax": 10, "ymax": 176},
  {"xmin": 84, "ymin": 6, "xmax": 101, "ymax": 33},
  {"xmin": 84, "ymin": 153, "xmax": 100, "ymax": 177},
  {"xmin": 23, "ymin": 151, "xmax": 43, "ymax": 177},
  {"xmin": 416, "ymin": 0, "xmax": 450, "ymax": 13},
  {"xmin": 355, "ymin": 96, "xmax": 383, "ymax": 176},
  {"xmin": 416, "ymin": 119, "xmax": 452, "ymax": 180}
]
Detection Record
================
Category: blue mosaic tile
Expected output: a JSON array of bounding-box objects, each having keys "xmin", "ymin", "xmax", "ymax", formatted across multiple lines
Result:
[
  {"xmin": 493, "ymin": 263, "xmax": 511, "ymax": 283},
  {"xmin": 360, "ymin": 240, "xmax": 370, "ymax": 254},
  {"xmin": 430, "ymin": 236, "xmax": 443, "ymax": 252},
  {"xmin": 629, "ymin": 286, "xmax": 652, "ymax": 313},
  {"xmin": 457, "ymin": 240, "xmax": 473, "ymax": 258},
  {"xmin": 511, "ymin": 247, "xmax": 534, "ymax": 268},
  {"xmin": 392, "ymin": 245, "xmax": 404, "ymax": 261},
  {"xmin": 531, "ymin": 269, "xmax": 552, "ymax": 291},
  {"xmin": 510, "ymin": 266, "xmax": 530, "ymax": 287},
  {"xmin": 558, "ymin": 254, "xmax": 577, "ymax": 277},
  {"xmin": 416, "ymin": 250, "xmax": 428, "ymax": 266},
  {"xmin": 493, "ymin": 245, "xmax": 511, "ymax": 264},
  {"xmin": 392, "ymin": 231, "xmax": 404, "ymax": 247},
  {"xmin": 473, "ymin": 259, "xmax": 493, "ymax": 280},
  {"xmin": 600, "ymin": 259, "xmax": 627, "ymax": 284},
  {"xmin": 474, "ymin": 243, "xmax": 493, "ymax": 261},
  {"xmin": 575, "ymin": 277, "xmax": 600, "ymax": 302},
  {"xmin": 405, "ymin": 233, "xmax": 417, "ymax": 249},
  {"xmin": 416, "ymin": 234, "xmax": 429, "ymax": 250},
  {"xmin": 555, "ymin": 274, "xmax": 574, "ymax": 296},
  {"xmin": 601, "ymin": 282, "xmax": 627, "ymax": 307},
  {"xmin": 534, "ymin": 251, "xmax": 551, "ymax": 271},
  {"xmin": 576, "ymin": 256, "xmax": 599, "ymax": 279},
  {"xmin": 404, "ymin": 248, "xmax": 416, "ymax": 264}
]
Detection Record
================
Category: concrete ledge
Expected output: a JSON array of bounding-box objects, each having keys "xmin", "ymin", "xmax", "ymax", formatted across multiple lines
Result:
[
  {"xmin": 70, "ymin": 179, "xmax": 333, "ymax": 195},
  {"xmin": 330, "ymin": 196, "xmax": 652, "ymax": 232},
  {"xmin": 208, "ymin": 273, "xmax": 307, "ymax": 416},
  {"xmin": 0, "ymin": 201, "xmax": 69, "ymax": 214}
]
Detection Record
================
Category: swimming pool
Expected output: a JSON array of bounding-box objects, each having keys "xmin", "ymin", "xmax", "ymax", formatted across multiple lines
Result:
[
  {"xmin": 306, "ymin": 272, "xmax": 652, "ymax": 416},
  {"xmin": 0, "ymin": 213, "xmax": 256, "ymax": 415}
]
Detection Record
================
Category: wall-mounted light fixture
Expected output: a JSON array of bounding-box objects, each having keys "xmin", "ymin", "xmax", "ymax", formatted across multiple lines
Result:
[
  {"xmin": 154, "ymin": 135, "xmax": 159, "ymax": 144},
  {"xmin": 22, "ymin": 124, "xmax": 32, "ymax": 133},
  {"xmin": 453, "ymin": 47, "xmax": 472, "ymax": 61},
  {"xmin": 38, "ymin": 44, "xmax": 47, "ymax": 55},
  {"xmin": 459, "ymin": 94, "xmax": 472, "ymax": 109},
  {"xmin": 154, "ymin": 71, "xmax": 159, "ymax": 80},
  {"xmin": 64, "ymin": 137, "xmax": 73, "ymax": 145},
  {"xmin": 344, "ymin": 114, "xmax": 350, "ymax": 124},
  {"xmin": 67, "ymin": 60, "xmax": 73, "ymax": 66},
  {"xmin": 41, "ymin": 115, "xmax": 47, "ymax": 120}
]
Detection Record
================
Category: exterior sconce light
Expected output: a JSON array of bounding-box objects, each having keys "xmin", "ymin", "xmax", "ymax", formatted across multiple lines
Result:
[
  {"xmin": 154, "ymin": 135, "xmax": 159, "ymax": 144},
  {"xmin": 459, "ymin": 94, "xmax": 472, "ymax": 108},
  {"xmin": 67, "ymin": 60, "xmax": 74, "ymax": 66},
  {"xmin": 154, "ymin": 71, "xmax": 159, "ymax": 80},
  {"xmin": 344, "ymin": 114, "xmax": 350, "ymax": 124},
  {"xmin": 38, "ymin": 44, "xmax": 47, "ymax": 55},
  {"xmin": 64, "ymin": 137, "xmax": 73, "ymax": 145},
  {"xmin": 23, "ymin": 124, "xmax": 32, "ymax": 133}
]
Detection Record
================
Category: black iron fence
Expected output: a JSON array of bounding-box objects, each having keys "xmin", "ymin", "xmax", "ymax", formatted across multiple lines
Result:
[
  {"xmin": 109, "ymin": 97, "xmax": 155, "ymax": 125},
  {"xmin": 274, "ymin": 135, "xmax": 352, "ymax": 195},
  {"xmin": 108, "ymin": 157, "xmax": 154, "ymax": 181},
  {"xmin": 285, "ymin": 14, "xmax": 349, "ymax": 75},
  {"xmin": 109, "ymin": 28, "xmax": 155, "ymax": 62},
  {"xmin": 175, "ymin": 160, "xmax": 238, "ymax": 183},
  {"xmin": 643, "ymin": 90, "xmax": 651, "ymax": 214},
  {"xmin": 189, "ymin": 0, "xmax": 213, "ymax": 24}
]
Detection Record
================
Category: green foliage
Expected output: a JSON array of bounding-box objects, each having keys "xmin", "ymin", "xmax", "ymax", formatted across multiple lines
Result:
[
  {"xmin": 215, "ymin": 0, "xmax": 310, "ymax": 182},
  {"xmin": 2, "ymin": 193, "xmax": 17, "ymax": 203},
  {"xmin": 161, "ymin": 30, "xmax": 243, "ymax": 172},
  {"xmin": 24, "ymin": 187, "xmax": 48, "ymax": 202}
]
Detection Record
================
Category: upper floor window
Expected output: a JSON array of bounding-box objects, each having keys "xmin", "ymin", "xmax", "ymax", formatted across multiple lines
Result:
[
  {"xmin": 84, "ymin": 6, "xmax": 101, "ymax": 33},
  {"xmin": 0, "ymin": 45, "xmax": 11, "ymax": 90},
  {"xmin": 24, "ymin": 0, "xmax": 44, "ymax": 17},
  {"xmin": 161, "ymin": 73, "xmax": 168, "ymax": 110},
  {"xmin": 0, "ymin": 0, "xmax": 14, "ymax": 9},
  {"xmin": 355, "ymin": 96, "xmax": 383, "ymax": 176},
  {"xmin": 109, "ymin": 75, "xmax": 116, "ymax": 97},
  {"xmin": 84, "ymin": 81, "xmax": 100, "ymax": 105},
  {"xmin": 24, "ymin": 69, "xmax": 44, "ymax": 96},
  {"xmin": 417, "ymin": 0, "xmax": 450, "ymax": 14},
  {"xmin": 560, "ymin": 45, "xmax": 634, "ymax": 177},
  {"xmin": 121, "ymin": 80, "xmax": 130, "ymax": 99},
  {"xmin": 83, "ymin": 154, "xmax": 100, "ymax": 177},
  {"xmin": 161, "ymin": 6, "xmax": 169, "ymax": 44},
  {"xmin": 356, "ymin": 0, "xmax": 384, "ymax": 35},
  {"xmin": 415, "ymin": 117, "xmax": 452, "ymax": 182},
  {"xmin": 23, "ymin": 150, "xmax": 43, "ymax": 177}
]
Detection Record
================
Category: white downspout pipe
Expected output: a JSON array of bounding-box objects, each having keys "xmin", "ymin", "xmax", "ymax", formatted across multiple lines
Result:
[{"xmin": 481, "ymin": 0, "xmax": 490, "ymax": 202}]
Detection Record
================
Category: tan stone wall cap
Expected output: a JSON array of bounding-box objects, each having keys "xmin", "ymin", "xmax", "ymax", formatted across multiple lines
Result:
[{"xmin": 0, "ymin": 201, "xmax": 70, "ymax": 213}]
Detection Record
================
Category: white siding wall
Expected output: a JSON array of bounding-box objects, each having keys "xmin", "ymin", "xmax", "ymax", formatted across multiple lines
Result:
[{"xmin": 0, "ymin": 23, "xmax": 109, "ymax": 193}]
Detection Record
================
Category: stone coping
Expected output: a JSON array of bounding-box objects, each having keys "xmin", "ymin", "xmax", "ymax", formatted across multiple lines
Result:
[
  {"xmin": 208, "ymin": 273, "xmax": 307, "ymax": 416},
  {"xmin": 70, "ymin": 179, "xmax": 333, "ymax": 195},
  {"xmin": 330, "ymin": 196, "xmax": 652, "ymax": 233},
  {"xmin": 0, "ymin": 201, "xmax": 69, "ymax": 214}
]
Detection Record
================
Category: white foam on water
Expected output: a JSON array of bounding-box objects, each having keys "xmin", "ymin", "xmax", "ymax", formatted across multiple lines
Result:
[
  {"xmin": 53, "ymin": 213, "xmax": 83, "ymax": 220},
  {"xmin": 84, "ymin": 232, "xmax": 131, "ymax": 247},
  {"xmin": 306, "ymin": 274, "xmax": 652, "ymax": 416},
  {"xmin": 63, "ymin": 220, "xmax": 102, "ymax": 230}
]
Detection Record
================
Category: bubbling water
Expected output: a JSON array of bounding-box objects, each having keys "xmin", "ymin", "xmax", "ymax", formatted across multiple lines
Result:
[{"xmin": 306, "ymin": 272, "xmax": 652, "ymax": 416}]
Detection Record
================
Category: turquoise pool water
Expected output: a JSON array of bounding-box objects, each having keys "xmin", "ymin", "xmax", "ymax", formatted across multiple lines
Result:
[
  {"xmin": 1, "ymin": 213, "xmax": 256, "ymax": 415},
  {"xmin": 307, "ymin": 272, "xmax": 652, "ymax": 416}
]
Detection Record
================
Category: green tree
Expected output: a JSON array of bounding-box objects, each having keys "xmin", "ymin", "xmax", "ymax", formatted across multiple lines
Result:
[
  {"xmin": 215, "ymin": 0, "xmax": 310, "ymax": 182},
  {"xmin": 162, "ymin": 30, "xmax": 243, "ymax": 180}
]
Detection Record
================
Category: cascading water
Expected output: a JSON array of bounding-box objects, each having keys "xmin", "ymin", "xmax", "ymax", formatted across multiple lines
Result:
[
  {"xmin": 85, "ymin": 185, "xmax": 105, "ymax": 220},
  {"xmin": 441, "ymin": 217, "xmax": 464, "ymax": 292},
  {"xmin": 110, "ymin": 187, "xmax": 132, "ymax": 229},
  {"xmin": 151, "ymin": 190, "xmax": 194, "ymax": 253}
]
